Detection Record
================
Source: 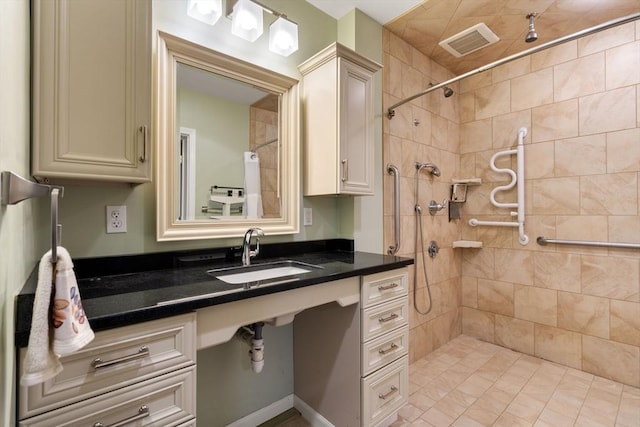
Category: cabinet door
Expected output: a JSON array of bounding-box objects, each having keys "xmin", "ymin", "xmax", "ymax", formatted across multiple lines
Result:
[
  {"xmin": 32, "ymin": 0, "xmax": 151, "ymax": 183},
  {"xmin": 339, "ymin": 59, "xmax": 374, "ymax": 195}
]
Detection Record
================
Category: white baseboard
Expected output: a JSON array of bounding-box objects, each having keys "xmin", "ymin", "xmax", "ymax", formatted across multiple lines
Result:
[
  {"xmin": 226, "ymin": 394, "xmax": 294, "ymax": 427},
  {"xmin": 293, "ymin": 395, "xmax": 334, "ymax": 427}
]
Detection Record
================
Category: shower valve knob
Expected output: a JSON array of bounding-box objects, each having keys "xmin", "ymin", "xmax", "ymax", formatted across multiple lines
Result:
[{"xmin": 428, "ymin": 199, "xmax": 447, "ymax": 215}]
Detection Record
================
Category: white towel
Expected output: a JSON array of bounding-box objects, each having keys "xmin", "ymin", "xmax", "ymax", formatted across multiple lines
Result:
[
  {"xmin": 21, "ymin": 247, "xmax": 94, "ymax": 386},
  {"xmin": 243, "ymin": 151, "xmax": 263, "ymax": 219}
]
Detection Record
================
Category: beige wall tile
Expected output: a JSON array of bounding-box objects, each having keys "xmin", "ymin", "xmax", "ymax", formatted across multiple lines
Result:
[
  {"xmin": 606, "ymin": 40, "xmax": 640, "ymax": 89},
  {"xmin": 580, "ymin": 173, "xmax": 638, "ymax": 215},
  {"xmin": 460, "ymin": 119, "xmax": 492, "ymax": 153},
  {"xmin": 534, "ymin": 252, "xmax": 581, "ymax": 292},
  {"xmin": 553, "ymin": 53, "xmax": 605, "ymax": 101},
  {"xmin": 511, "ymin": 68, "xmax": 554, "ymax": 111},
  {"xmin": 460, "ymin": 92, "xmax": 475, "ymax": 123},
  {"xmin": 462, "ymin": 307, "xmax": 495, "ymax": 343},
  {"xmin": 610, "ymin": 300, "xmax": 640, "ymax": 346},
  {"xmin": 475, "ymin": 80, "xmax": 511, "ymax": 120},
  {"xmin": 531, "ymin": 40, "xmax": 577, "ymax": 71},
  {"xmin": 583, "ymin": 335, "xmax": 640, "ymax": 387},
  {"xmin": 462, "ymin": 276, "xmax": 478, "ymax": 308},
  {"xmin": 492, "ymin": 110, "xmax": 531, "ymax": 150},
  {"xmin": 555, "ymin": 134, "xmax": 606, "ymax": 177},
  {"xmin": 462, "ymin": 246, "xmax": 495, "ymax": 279},
  {"xmin": 534, "ymin": 324, "xmax": 582, "ymax": 369},
  {"xmin": 609, "ymin": 216, "xmax": 640, "ymax": 253},
  {"xmin": 556, "ymin": 215, "xmax": 608, "ymax": 242},
  {"xmin": 581, "ymin": 254, "xmax": 640, "ymax": 301},
  {"xmin": 531, "ymin": 98, "xmax": 579, "ymax": 143},
  {"xmin": 386, "ymin": 54, "xmax": 403, "ymax": 98},
  {"xmin": 557, "ymin": 292, "xmax": 610, "ymax": 338},
  {"xmin": 532, "ymin": 177, "xmax": 580, "ymax": 215},
  {"xmin": 524, "ymin": 141, "xmax": 555, "ymax": 179},
  {"xmin": 389, "ymin": 31, "xmax": 412, "ymax": 64},
  {"xmin": 493, "ymin": 56, "xmax": 531, "ymax": 83},
  {"xmin": 459, "ymin": 70, "xmax": 492, "ymax": 93},
  {"xmin": 495, "ymin": 249, "xmax": 534, "ymax": 286},
  {"xmin": 578, "ymin": 22, "xmax": 636, "ymax": 56},
  {"xmin": 579, "ymin": 86, "xmax": 636, "ymax": 135},
  {"xmin": 478, "ymin": 278, "xmax": 514, "ymax": 316},
  {"xmin": 495, "ymin": 314, "xmax": 534, "ymax": 355},
  {"xmin": 606, "ymin": 128, "xmax": 640, "ymax": 173},
  {"xmin": 514, "ymin": 285, "xmax": 557, "ymax": 326}
]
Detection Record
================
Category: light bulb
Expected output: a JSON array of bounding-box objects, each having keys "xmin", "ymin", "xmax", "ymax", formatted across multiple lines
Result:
[
  {"xmin": 231, "ymin": 0, "xmax": 263, "ymax": 42},
  {"xmin": 269, "ymin": 17, "xmax": 298, "ymax": 56},
  {"xmin": 187, "ymin": 0, "xmax": 222, "ymax": 26}
]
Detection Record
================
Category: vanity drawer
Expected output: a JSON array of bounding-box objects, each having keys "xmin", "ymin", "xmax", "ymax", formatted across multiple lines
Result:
[
  {"xmin": 361, "ymin": 297, "xmax": 408, "ymax": 343},
  {"xmin": 361, "ymin": 355, "xmax": 408, "ymax": 427},
  {"xmin": 19, "ymin": 366, "xmax": 196, "ymax": 427},
  {"xmin": 361, "ymin": 269, "xmax": 408, "ymax": 309},
  {"xmin": 19, "ymin": 313, "xmax": 196, "ymax": 419},
  {"xmin": 361, "ymin": 327, "xmax": 409, "ymax": 377}
]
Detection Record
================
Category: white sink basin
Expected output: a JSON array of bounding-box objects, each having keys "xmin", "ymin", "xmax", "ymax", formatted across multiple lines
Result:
[
  {"xmin": 215, "ymin": 265, "xmax": 313, "ymax": 284},
  {"xmin": 208, "ymin": 260, "xmax": 320, "ymax": 285}
]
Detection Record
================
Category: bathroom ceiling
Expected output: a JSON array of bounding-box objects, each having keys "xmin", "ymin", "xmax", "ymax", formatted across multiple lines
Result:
[{"xmin": 307, "ymin": 0, "xmax": 640, "ymax": 75}]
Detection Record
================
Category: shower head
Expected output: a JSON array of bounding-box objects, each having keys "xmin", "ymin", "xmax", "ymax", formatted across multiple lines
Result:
[
  {"xmin": 429, "ymin": 83, "xmax": 454, "ymax": 98},
  {"xmin": 416, "ymin": 162, "xmax": 441, "ymax": 177},
  {"xmin": 525, "ymin": 13, "xmax": 538, "ymax": 43}
]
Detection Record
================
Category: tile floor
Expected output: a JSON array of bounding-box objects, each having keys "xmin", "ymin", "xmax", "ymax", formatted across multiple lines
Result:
[{"xmin": 393, "ymin": 335, "xmax": 640, "ymax": 427}]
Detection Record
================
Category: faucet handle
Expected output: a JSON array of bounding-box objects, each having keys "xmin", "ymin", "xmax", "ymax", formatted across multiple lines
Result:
[{"xmin": 251, "ymin": 228, "xmax": 264, "ymax": 257}]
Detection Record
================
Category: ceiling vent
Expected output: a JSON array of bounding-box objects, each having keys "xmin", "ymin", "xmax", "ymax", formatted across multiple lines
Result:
[{"xmin": 439, "ymin": 23, "xmax": 499, "ymax": 57}]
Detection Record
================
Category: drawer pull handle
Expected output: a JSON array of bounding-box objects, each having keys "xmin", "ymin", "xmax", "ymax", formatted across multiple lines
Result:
[
  {"xmin": 378, "ymin": 313, "xmax": 399, "ymax": 323},
  {"xmin": 378, "ymin": 283, "xmax": 398, "ymax": 291},
  {"xmin": 93, "ymin": 405, "xmax": 149, "ymax": 427},
  {"xmin": 341, "ymin": 159, "xmax": 348, "ymax": 182},
  {"xmin": 139, "ymin": 125, "xmax": 148, "ymax": 162},
  {"xmin": 378, "ymin": 343, "xmax": 398, "ymax": 355},
  {"xmin": 92, "ymin": 346, "xmax": 149, "ymax": 369},
  {"xmin": 378, "ymin": 386, "xmax": 398, "ymax": 400}
]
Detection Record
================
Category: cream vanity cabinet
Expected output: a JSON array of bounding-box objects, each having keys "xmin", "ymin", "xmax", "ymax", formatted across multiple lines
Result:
[
  {"xmin": 295, "ymin": 268, "xmax": 409, "ymax": 426},
  {"xmin": 31, "ymin": 0, "xmax": 151, "ymax": 183},
  {"xmin": 18, "ymin": 313, "xmax": 196, "ymax": 426},
  {"xmin": 299, "ymin": 43, "xmax": 381, "ymax": 196}
]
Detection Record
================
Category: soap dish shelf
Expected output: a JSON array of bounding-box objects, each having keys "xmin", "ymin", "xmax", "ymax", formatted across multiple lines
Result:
[{"xmin": 452, "ymin": 240, "xmax": 483, "ymax": 249}]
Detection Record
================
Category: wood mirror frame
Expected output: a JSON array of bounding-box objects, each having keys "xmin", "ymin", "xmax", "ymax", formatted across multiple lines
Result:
[{"xmin": 155, "ymin": 31, "xmax": 299, "ymax": 241}]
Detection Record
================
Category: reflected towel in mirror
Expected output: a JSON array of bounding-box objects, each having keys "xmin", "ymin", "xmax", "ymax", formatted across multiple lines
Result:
[{"xmin": 244, "ymin": 151, "xmax": 263, "ymax": 218}]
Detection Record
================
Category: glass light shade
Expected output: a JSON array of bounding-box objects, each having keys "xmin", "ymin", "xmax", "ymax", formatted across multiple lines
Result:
[
  {"xmin": 269, "ymin": 17, "xmax": 298, "ymax": 56},
  {"xmin": 231, "ymin": 0, "xmax": 263, "ymax": 42},
  {"xmin": 186, "ymin": 0, "xmax": 222, "ymax": 25}
]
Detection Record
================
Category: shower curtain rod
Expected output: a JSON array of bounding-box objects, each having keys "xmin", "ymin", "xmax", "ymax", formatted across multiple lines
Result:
[
  {"xmin": 252, "ymin": 138, "xmax": 278, "ymax": 152},
  {"xmin": 387, "ymin": 12, "xmax": 640, "ymax": 119}
]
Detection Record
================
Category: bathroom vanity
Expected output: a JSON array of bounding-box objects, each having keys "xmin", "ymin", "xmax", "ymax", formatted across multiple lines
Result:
[{"xmin": 15, "ymin": 240, "xmax": 412, "ymax": 426}]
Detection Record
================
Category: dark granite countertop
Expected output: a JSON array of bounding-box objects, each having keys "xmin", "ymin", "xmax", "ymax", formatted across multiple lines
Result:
[{"xmin": 15, "ymin": 239, "xmax": 413, "ymax": 347}]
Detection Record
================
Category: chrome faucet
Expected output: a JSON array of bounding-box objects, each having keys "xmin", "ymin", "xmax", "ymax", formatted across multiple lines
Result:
[{"xmin": 241, "ymin": 227, "xmax": 264, "ymax": 266}]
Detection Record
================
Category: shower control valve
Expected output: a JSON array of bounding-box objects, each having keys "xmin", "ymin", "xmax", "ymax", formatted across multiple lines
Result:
[{"xmin": 428, "ymin": 199, "xmax": 448, "ymax": 215}]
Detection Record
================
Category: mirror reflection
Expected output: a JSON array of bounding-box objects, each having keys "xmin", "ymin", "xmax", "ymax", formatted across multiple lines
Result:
[{"xmin": 176, "ymin": 63, "xmax": 280, "ymax": 221}]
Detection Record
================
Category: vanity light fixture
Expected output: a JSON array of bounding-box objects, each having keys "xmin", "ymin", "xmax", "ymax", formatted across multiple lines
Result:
[
  {"xmin": 186, "ymin": 0, "xmax": 299, "ymax": 56},
  {"xmin": 186, "ymin": 0, "xmax": 223, "ymax": 26},
  {"xmin": 269, "ymin": 16, "xmax": 298, "ymax": 56},
  {"xmin": 231, "ymin": 0, "xmax": 263, "ymax": 42}
]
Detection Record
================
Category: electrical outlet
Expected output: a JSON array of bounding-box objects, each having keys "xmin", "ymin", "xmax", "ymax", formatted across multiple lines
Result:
[
  {"xmin": 106, "ymin": 205, "xmax": 127, "ymax": 233},
  {"xmin": 303, "ymin": 208, "xmax": 312, "ymax": 226}
]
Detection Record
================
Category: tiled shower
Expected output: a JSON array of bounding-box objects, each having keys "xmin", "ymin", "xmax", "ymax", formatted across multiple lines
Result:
[{"xmin": 382, "ymin": 21, "xmax": 639, "ymax": 388}]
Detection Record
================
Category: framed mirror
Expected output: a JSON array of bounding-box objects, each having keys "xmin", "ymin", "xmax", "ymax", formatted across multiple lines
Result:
[{"xmin": 155, "ymin": 31, "xmax": 299, "ymax": 241}]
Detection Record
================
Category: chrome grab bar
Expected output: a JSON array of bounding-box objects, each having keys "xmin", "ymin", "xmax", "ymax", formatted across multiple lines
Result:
[
  {"xmin": 536, "ymin": 236, "xmax": 640, "ymax": 250},
  {"xmin": 387, "ymin": 164, "xmax": 400, "ymax": 255}
]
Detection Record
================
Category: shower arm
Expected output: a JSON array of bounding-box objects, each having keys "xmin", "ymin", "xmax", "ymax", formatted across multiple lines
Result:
[{"xmin": 387, "ymin": 12, "xmax": 640, "ymax": 119}]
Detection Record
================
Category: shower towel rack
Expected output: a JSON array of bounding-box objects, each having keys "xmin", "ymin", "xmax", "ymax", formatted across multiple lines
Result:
[
  {"xmin": 387, "ymin": 164, "xmax": 400, "ymax": 255},
  {"xmin": 469, "ymin": 127, "xmax": 528, "ymax": 245},
  {"xmin": 537, "ymin": 236, "xmax": 640, "ymax": 250},
  {"xmin": 1, "ymin": 171, "xmax": 64, "ymax": 263}
]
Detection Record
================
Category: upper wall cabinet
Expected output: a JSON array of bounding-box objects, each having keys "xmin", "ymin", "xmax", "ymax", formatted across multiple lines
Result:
[
  {"xmin": 32, "ymin": 0, "xmax": 151, "ymax": 183},
  {"xmin": 299, "ymin": 43, "xmax": 381, "ymax": 196}
]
